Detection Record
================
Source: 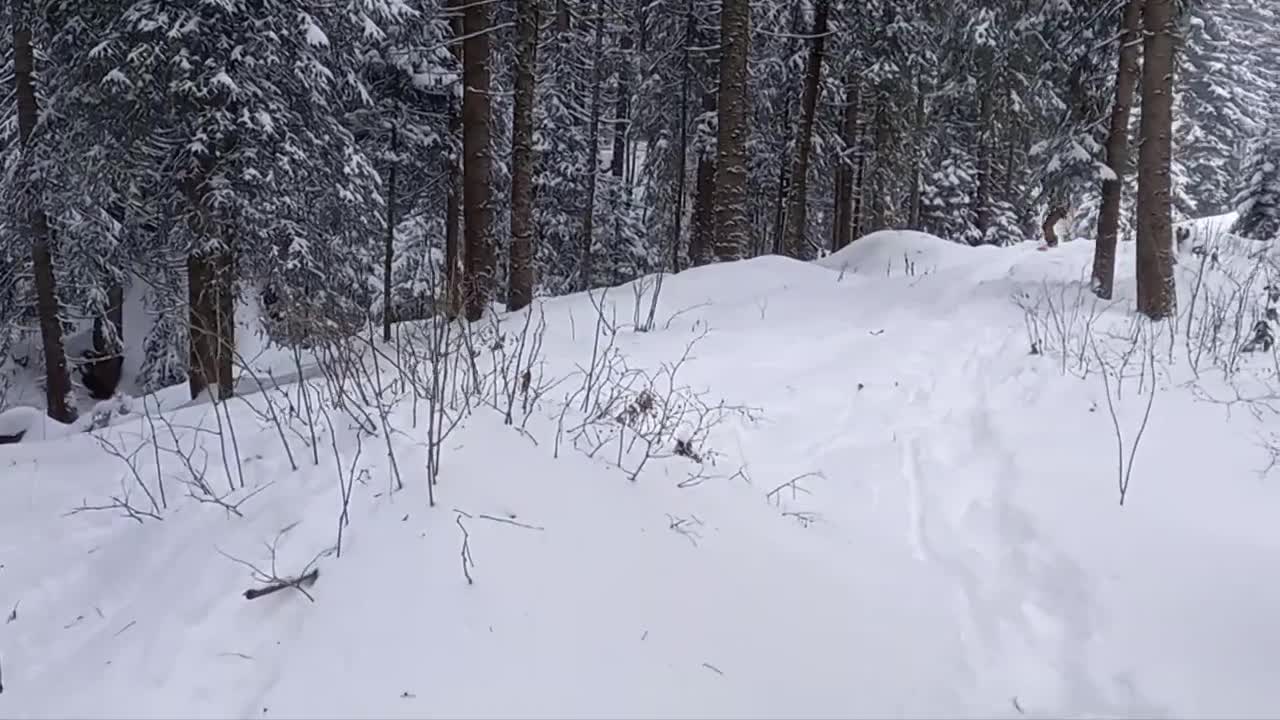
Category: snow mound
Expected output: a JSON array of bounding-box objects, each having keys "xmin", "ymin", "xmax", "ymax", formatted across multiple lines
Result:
[
  {"xmin": 4, "ymin": 228, "xmax": 1280, "ymax": 718},
  {"xmin": 816, "ymin": 229, "xmax": 999, "ymax": 275}
]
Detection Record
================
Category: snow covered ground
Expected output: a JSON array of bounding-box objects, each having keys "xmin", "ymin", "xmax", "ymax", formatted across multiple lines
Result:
[{"xmin": 4, "ymin": 225, "xmax": 1280, "ymax": 718}]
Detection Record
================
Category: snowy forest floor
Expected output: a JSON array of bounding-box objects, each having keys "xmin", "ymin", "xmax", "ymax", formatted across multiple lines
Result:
[{"xmin": 4, "ymin": 219, "xmax": 1280, "ymax": 718}]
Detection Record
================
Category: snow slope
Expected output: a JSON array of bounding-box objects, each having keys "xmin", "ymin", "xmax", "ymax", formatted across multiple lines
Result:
[{"xmin": 4, "ymin": 230, "xmax": 1280, "ymax": 718}]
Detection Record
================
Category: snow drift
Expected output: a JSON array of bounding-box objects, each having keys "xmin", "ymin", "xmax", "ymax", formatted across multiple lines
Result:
[{"xmin": 3, "ymin": 226, "xmax": 1280, "ymax": 718}]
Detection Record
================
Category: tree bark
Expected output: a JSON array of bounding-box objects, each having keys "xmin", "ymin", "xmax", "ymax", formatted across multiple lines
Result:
[
  {"xmin": 87, "ymin": 281, "xmax": 124, "ymax": 400},
  {"xmin": 507, "ymin": 0, "xmax": 539, "ymax": 312},
  {"xmin": 670, "ymin": 0, "xmax": 694, "ymax": 273},
  {"xmin": 832, "ymin": 71, "xmax": 859, "ymax": 250},
  {"xmin": 445, "ymin": 3, "xmax": 465, "ymax": 319},
  {"xmin": 1136, "ymin": 0, "xmax": 1177, "ymax": 320},
  {"xmin": 462, "ymin": 0, "xmax": 495, "ymax": 322},
  {"xmin": 577, "ymin": 0, "xmax": 605, "ymax": 290},
  {"xmin": 711, "ymin": 0, "xmax": 751, "ymax": 261},
  {"xmin": 383, "ymin": 125, "xmax": 397, "ymax": 341},
  {"xmin": 610, "ymin": 33, "xmax": 632, "ymax": 179},
  {"xmin": 869, "ymin": 96, "xmax": 893, "ymax": 232},
  {"xmin": 14, "ymin": 3, "xmax": 75, "ymax": 422},
  {"xmin": 184, "ymin": 164, "xmax": 235, "ymax": 402},
  {"xmin": 1093, "ymin": 0, "xmax": 1144, "ymax": 300},
  {"xmin": 782, "ymin": 0, "xmax": 829, "ymax": 260}
]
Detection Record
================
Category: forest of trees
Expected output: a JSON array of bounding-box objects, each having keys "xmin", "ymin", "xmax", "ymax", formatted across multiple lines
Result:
[{"xmin": 1, "ymin": 0, "xmax": 1278, "ymax": 422}]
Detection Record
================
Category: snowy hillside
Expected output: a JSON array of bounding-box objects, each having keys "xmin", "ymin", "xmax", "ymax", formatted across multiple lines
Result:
[{"xmin": 4, "ymin": 228, "xmax": 1280, "ymax": 718}]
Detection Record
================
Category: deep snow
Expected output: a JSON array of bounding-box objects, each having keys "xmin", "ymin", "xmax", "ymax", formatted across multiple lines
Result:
[{"xmin": 4, "ymin": 222, "xmax": 1280, "ymax": 718}]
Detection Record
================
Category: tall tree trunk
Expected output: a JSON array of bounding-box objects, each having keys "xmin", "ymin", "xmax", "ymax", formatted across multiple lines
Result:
[
  {"xmin": 782, "ymin": 0, "xmax": 829, "ymax": 260},
  {"xmin": 1093, "ymin": 0, "xmax": 1144, "ymax": 300},
  {"xmin": 869, "ymin": 96, "xmax": 893, "ymax": 232},
  {"xmin": 908, "ymin": 75, "xmax": 927, "ymax": 230},
  {"xmin": 1136, "ymin": 0, "xmax": 1177, "ymax": 319},
  {"xmin": 689, "ymin": 6, "xmax": 719, "ymax": 268},
  {"xmin": 14, "ymin": 3, "xmax": 75, "ymax": 422},
  {"xmin": 462, "ymin": 0, "xmax": 495, "ymax": 321},
  {"xmin": 832, "ymin": 71, "xmax": 859, "ymax": 250},
  {"xmin": 445, "ymin": 3, "xmax": 465, "ymax": 319},
  {"xmin": 578, "ymin": 0, "xmax": 605, "ymax": 290},
  {"xmin": 711, "ymin": 0, "xmax": 751, "ymax": 261},
  {"xmin": 670, "ymin": 0, "xmax": 694, "ymax": 273},
  {"xmin": 610, "ymin": 33, "xmax": 632, "ymax": 179},
  {"xmin": 183, "ymin": 163, "xmax": 235, "ymax": 402},
  {"xmin": 508, "ymin": 0, "xmax": 539, "ymax": 312},
  {"xmin": 383, "ymin": 125, "xmax": 397, "ymax": 341}
]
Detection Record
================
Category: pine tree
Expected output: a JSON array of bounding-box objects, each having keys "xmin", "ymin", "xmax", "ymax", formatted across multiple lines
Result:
[{"xmin": 1232, "ymin": 129, "xmax": 1280, "ymax": 242}]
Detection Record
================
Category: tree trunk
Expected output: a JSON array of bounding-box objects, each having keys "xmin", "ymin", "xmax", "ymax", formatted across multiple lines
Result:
[
  {"xmin": 770, "ymin": 162, "xmax": 789, "ymax": 256},
  {"xmin": 14, "ymin": 4, "xmax": 75, "ymax": 422},
  {"xmin": 711, "ymin": 0, "xmax": 751, "ymax": 262},
  {"xmin": 908, "ymin": 75, "xmax": 927, "ymax": 230},
  {"xmin": 782, "ymin": 0, "xmax": 829, "ymax": 260},
  {"xmin": 184, "ymin": 162, "xmax": 235, "ymax": 403},
  {"xmin": 462, "ymin": 0, "xmax": 495, "ymax": 322},
  {"xmin": 690, "ymin": 145, "xmax": 717, "ymax": 267},
  {"xmin": 670, "ymin": 0, "xmax": 694, "ymax": 273},
  {"xmin": 445, "ymin": 3, "xmax": 465, "ymax": 319},
  {"xmin": 610, "ymin": 33, "xmax": 632, "ymax": 179},
  {"xmin": 508, "ymin": 0, "xmax": 539, "ymax": 312},
  {"xmin": 869, "ymin": 97, "xmax": 893, "ymax": 232},
  {"xmin": 832, "ymin": 71, "xmax": 859, "ymax": 250},
  {"xmin": 1093, "ymin": 0, "xmax": 1144, "ymax": 300},
  {"xmin": 577, "ymin": 0, "xmax": 605, "ymax": 290},
  {"xmin": 383, "ymin": 125, "xmax": 397, "ymax": 341},
  {"xmin": 186, "ymin": 249, "xmax": 233, "ymax": 401},
  {"xmin": 87, "ymin": 281, "xmax": 124, "ymax": 400},
  {"xmin": 1136, "ymin": 0, "xmax": 1177, "ymax": 320}
]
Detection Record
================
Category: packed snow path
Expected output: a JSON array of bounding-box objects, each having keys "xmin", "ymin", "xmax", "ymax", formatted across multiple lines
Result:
[{"xmin": 4, "ymin": 229, "xmax": 1280, "ymax": 718}]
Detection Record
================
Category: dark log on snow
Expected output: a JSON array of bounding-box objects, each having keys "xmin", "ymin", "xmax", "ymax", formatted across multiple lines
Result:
[{"xmin": 243, "ymin": 568, "xmax": 319, "ymax": 601}]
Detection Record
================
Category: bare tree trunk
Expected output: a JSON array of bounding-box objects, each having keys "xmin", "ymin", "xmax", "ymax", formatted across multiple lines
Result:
[
  {"xmin": 907, "ymin": 75, "xmax": 927, "ymax": 230},
  {"xmin": 508, "ymin": 0, "xmax": 539, "ymax": 312},
  {"xmin": 832, "ymin": 71, "xmax": 859, "ymax": 250},
  {"xmin": 1136, "ymin": 0, "xmax": 1177, "ymax": 319},
  {"xmin": 851, "ymin": 111, "xmax": 868, "ymax": 242},
  {"xmin": 577, "ymin": 0, "xmax": 605, "ymax": 290},
  {"xmin": 688, "ymin": 4, "xmax": 720, "ymax": 268},
  {"xmin": 782, "ymin": 0, "xmax": 829, "ymax": 260},
  {"xmin": 87, "ymin": 281, "xmax": 124, "ymax": 400},
  {"xmin": 670, "ymin": 0, "xmax": 694, "ymax": 273},
  {"xmin": 183, "ymin": 161, "xmax": 235, "ymax": 401},
  {"xmin": 462, "ymin": 0, "xmax": 495, "ymax": 321},
  {"xmin": 383, "ymin": 125, "xmax": 397, "ymax": 341},
  {"xmin": 445, "ymin": 3, "xmax": 465, "ymax": 319},
  {"xmin": 14, "ymin": 4, "xmax": 75, "ymax": 422},
  {"xmin": 1093, "ymin": 0, "xmax": 1144, "ymax": 300},
  {"xmin": 690, "ymin": 139, "xmax": 717, "ymax": 266},
  {"xmin": 869, "ymin": 97, "xmax": 893, "ymax": 232},
  {"xmin": 610, "ymin": 33, "xmax": 632, "ymax": 179},
  {"xmin": 770, "ymin": 162, "xmax": 789, "ymax": 255},
  {"xmin": 711, "ymin": 0, "xmax": 751, "ymax": 261},
  {"xmin": 187, "ymin": 251, "xmax": 213, "ymax": 401}
]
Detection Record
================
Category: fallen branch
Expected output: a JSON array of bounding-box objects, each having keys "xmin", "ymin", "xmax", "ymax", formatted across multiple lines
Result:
[{"xmin": 243, "ymin": 567, "xmax": 320, "ymax": 601}]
